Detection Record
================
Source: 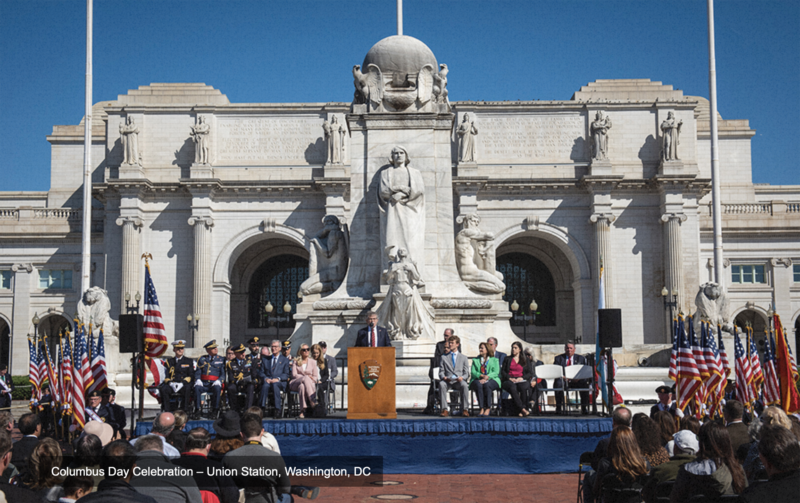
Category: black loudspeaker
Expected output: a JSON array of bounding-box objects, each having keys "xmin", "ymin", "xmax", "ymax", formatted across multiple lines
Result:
[
  {"xmin": 118, "ymin": 314, "xmax": 143, "ymax": 353},
  {"xmin": 598, "ymin": 309, "xmax": 622, "ymax": 348}
]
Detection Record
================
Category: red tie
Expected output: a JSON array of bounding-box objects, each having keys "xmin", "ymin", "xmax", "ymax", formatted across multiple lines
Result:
[
  {"xmin": 371, "ymin": 328, "xmax": 376, "ymax": 348},
  {"xmin": 566, "ymin": 357, "xmax": 571, "ymax": 366}
]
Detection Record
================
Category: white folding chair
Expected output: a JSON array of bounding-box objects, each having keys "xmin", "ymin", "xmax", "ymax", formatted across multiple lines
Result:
[
  {"xmin": 534, "ymin": 364, "xmax": 564, "ymax": 414},
  {"xmin": 564, "ymin": 364, "xmax": 593, "ymax": 414}
]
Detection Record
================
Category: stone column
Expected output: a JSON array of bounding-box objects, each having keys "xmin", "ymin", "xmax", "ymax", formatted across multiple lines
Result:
[
  {"xmin": 115, "ymin": 216, "xmax": 143, "ymax": 309},
  {"xmin": 590, "ymin": 213, "xmax": 615, "ymax": 308},
  {"xmin": 188, "ymin": 216, "xmax": 214, "ymax": 347},
  {"xmin": 661, "ymin": 213, "xmax": 687, "ymax": 312},
  {"xmin": 10, "ymin": 263, "xmax": 32, "ymax": 374}
]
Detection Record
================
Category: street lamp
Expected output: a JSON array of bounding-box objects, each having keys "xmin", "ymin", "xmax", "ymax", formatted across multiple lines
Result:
[
  {"xmin": 32, "ymin": 312, "xmax": 40, "ymax": 339},
  {"xmin": 125, "ymin": 291, "xmax": 141, "ymax": 314},
  {"xmin": 264, "ymin": 301, "xmax": 293, "ymax": 338},
  {"xmin": 186, "ymin": 314, "xmax": 199, "ymax": 348},
  {"xmin": 510, "ymin": 299, "xmax": 538, "ymax": 341},
  {"xmin": 661, "ymin": 287, "xmax": 678, "ymax": 338}
]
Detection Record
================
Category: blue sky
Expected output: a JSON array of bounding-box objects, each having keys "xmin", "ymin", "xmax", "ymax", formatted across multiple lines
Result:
[{"xmin": 1, "ymin": 0, "xmax": 798, "ymax": 191}]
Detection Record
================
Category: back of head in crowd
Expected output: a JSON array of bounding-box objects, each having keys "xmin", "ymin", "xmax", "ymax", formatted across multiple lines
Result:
[
  {"xmin": 173, "ymin": 410, "xmax": 188, "ymax": 430},
  {"xmin": 758, "ymin": 424, "xmax": 800, "ymax": 475},
  {"xmin": 134, "ymin": 435, "xmax": 165, "ymax": 454},
  {"xmin": 185, "ymin": 428, "xmax": 212, "ymax": 452},
  {"xmin": 680, "ymin": 416, "xmax": 701, "ymax": 435},
  {"xmin": 75, "ymin": 433, "xmax": 103, "ymax": 466},
  {"xmin": 608, "ymin": 426, "xmax": 648, "ymax": 481},
  {"xmin": 167, "ymin": 429, "xmax": 188, "ymax": 453},
  {"xmin": 101, "ymin": 441, "xmax": 137, "ymax": 480},
  {"xmin": 723, "ymin": 400, "xmax": 744, "ymax": 422},
  {"xmin": 18, "ymin": 412, "xmax": 41, "ymax": 435},
  {"xmin": 28, "ymin": 437, "xmax": 63, "ymax": 490},
  {"xmin": 152, "ymin": 412, "xmax": 176, "ymax": 436},
  {"xmin": 697, "ymin": 421, "xmax": 747, "ymax": 494},
  {"xmin": 63, "ymin": 475, "xmax": 93, "ymax": 501},
  {"xmin": 612, "ymin": 406, "xmax": 632, "ymax": 428},
  {"xmin": 246, "ymin": 406, "xmax": 264, "ymax": 420},
  {"xmin": 761, "ymin": 406, "xmax": 793, "ymax": 430},
  {"xmin": 240, "ymin": 413, "xmax": 263, "ymax": 440}
]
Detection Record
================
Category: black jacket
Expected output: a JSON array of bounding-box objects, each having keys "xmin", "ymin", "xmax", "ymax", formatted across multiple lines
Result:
[
  {"xmin": 500, "ymin": 357, "xmax": 535, "ymax": 383},
  {"xmin": 76, "ymin": 478, "xmax": 158, "ymax": 503},
  {"xmin": 10, "ymin": 436, "xmax": 38, "ymax": 474},
  {"xmin": 172, "ymin": 452, "xmax": 239, "ymax": 503}
]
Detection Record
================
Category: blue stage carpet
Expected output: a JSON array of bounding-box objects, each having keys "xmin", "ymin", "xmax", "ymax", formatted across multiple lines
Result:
[{"xmin": 136, "ymin": 417, "xmax": 611, "ymax": 474}]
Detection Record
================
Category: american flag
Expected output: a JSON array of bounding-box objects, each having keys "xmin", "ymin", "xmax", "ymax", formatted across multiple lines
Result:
[
  {"xmin": 715, "ymin": 327, "xmax": 732, "ymax": 412},
  {"xmin": 675, "ymin": 315, "xmax": 702, "ymax": 411},
  {"xmin": 749, "ymin": 328, "xmax": 765, "ymax": 391},
  {"xmin": 143, "ymin": 261, "xmax": 168, "ymax": 359},
  {"xmin": 28, "ymin": 337, "xmax": 41, "ymax": 403},
  {"xmin": 734, "ymin": 330, "xmax": 755, "ymax": 407},
  {"xmin": 701, "ymin": 321, "xmax": 723, "ymax": 417},
  {"xmin": 146, "ymin": 357, "xmax": 167, "ymax": 403},
  {"xmin": 762, "ymin": 331, "xmax": 781, "ymax": 405},
  {"xmin": 37, "ymin": 343, "xmax": 47, "ymax": 393},
  {"xmin": 71, "ymin": 323, "xmax": 93, "ymax": 429},
  {"xmin": 668, "ymin": 315, "xmax": 679, "ymax": 382},
  {"xmin": 88, "ymin": 329, "xmax": 108, "ymax": 393},
  {"xmin": 61, "ymin": 332, "xmax": 73, "ymax": 416},
  {"xmin": 42, "ymin": 337, "xmax": 60, "ymax": 403}
]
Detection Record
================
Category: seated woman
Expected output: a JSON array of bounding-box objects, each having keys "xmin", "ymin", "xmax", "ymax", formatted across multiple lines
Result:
[
  {"xmin": 23, "ymin": 437, "xmax": 65, "ymax": 502},
  {"xmin": 670, "ymin": 421, "xmax": 747, "ymax": 502},
  {"xmin": 500, "ymin": 341, "xmax": 534, "ymax": 417},
  {"xmin": 312, "ymin": 344, "xmax": 330, "ymax": 409},
  {"xmin": 593, "ymin": 426, "xmax": 650, "ymax": 503},
  {"xmin": 469, "ymin": 342, "xmax": 500, "ymax": 416},
  {"xmin": 289, "ymin": 344, "xmax": 319, "ymax": 418},
  {"xmin": 632, "ymin": 414, "xmax": 670, "ymax": 467}
]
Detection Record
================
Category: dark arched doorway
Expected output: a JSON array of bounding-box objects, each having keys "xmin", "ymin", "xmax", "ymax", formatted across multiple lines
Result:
[
  {"xmin": 247, "ymin": 255, "xmax": 309, "ymax": 338},
  {"xmin": 0, "ymin": 317, "xmax": 9, "ymax": 369},
  {"xmin": 497, "ymin": 252, "xmax": 556, "ymax": 342},
  {"xmin": 733, "ymin": 310, "xmax": 768, "ymax": 350}
]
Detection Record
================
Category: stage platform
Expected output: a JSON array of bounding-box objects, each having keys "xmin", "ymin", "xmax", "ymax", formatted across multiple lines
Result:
[{"xmin": 135, "ymin": 412, "xmax": 612, "ymax": 474}]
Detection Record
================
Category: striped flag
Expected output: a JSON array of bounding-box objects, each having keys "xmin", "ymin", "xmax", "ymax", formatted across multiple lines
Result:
[
  {"xmin": 675, "ymin": 315, "xmax": 702, "ymax": 411},
  {"xmin": 734, "ymin": 330, "xmax": 755, "ymax": 408},
  {"xmin": 147, "ymin": 357, "xmax": 168, "ymax": 403},
  {"xmin": 37, "ymin": 343, "xmax": 47, "ymax": 392},
  {"xmin": 28, "ymin": 337, "xmax": 41, "ymax": 407},
  {"xmin": 71, "ymin": 322, "xmax": 93, "ymax": 429},
  {"xmin": 668, "ymin": 315, "xmax": 679, "ymax": 382},
  {"xmin": 61, "ymin": 332, "xmax": 73, "ymax": 417},
  {"xmin": 749, "ymin": 327, "xmax": 764, "ymax": 391},
  {"xmin": 42, "ymin": 337, "xmax": 60, "ymax": 404},
  {"xmin": 701, "ymin": 321, "xmax": 724, "ymax": 417},
  {"xmin": 143, "ymin": 261, "xmax": 168, "ymax": 359},
  {"xmin": 762, "ymin": 330, "xmax": 781, "ymax": 406},
  {"xmin": 774, "ymin": 314, "xmax": 800, "ymax": 414},
  {"xmin": 715, "ymin": 327, "xmax": 732, "ymax": 411},
  {"xmin": 88, "ymin": 329, "xmax": 108, "ymax": 393}
]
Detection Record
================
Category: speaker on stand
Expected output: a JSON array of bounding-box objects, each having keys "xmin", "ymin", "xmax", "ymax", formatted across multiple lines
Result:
[{"xmin": 598, "ymin": 308, "xmax": 622, "ymax": 416}]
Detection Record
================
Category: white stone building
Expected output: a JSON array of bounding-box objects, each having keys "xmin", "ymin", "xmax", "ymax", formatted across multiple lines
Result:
[{"xmin": 1, "ymin": 35, "xmax": 798, "ymax": 381}]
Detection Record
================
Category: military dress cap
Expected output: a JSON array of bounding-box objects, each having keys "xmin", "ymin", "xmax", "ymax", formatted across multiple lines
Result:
[
  {"xmin": 101, "ymin": 388, "xmax": 116, "ymax": 396},
  {"xmin": 172, "ymin": 340, "xmax": 186, "ymax": 349},
  {"xmin": 86, "ymin": 390, "xmax": 101, "ymax": 399},
  {"xmin": 282, "ymin": 340, "xmax": 292, "ymax": 349},
  {"xmin": 318, "ymin": 341, "xmax": 327, "ymax": 348},
  {"xmin": 656, "ymin": 385, "xmax": 674, "ymax": 394},
  {"xmin": 247, "ymin": 337, "xmax": 260, "ymax": 345},
  {"xmin": 204, "ymin": 340, "xmax": 218, "ymax": 350},
  {"xmin": 234, "ymin": 344, "xmax": 246, "ymax": 353}
]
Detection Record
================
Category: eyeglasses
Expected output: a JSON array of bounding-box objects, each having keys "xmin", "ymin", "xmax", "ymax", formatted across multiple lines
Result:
[{"xmin": 301, "ymin": 348, "xmax": 310, "ymax": 352}]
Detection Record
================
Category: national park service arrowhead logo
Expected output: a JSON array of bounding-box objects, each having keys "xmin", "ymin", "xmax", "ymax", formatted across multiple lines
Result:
[{"xmin": 359, "ymin": 360, "xmax": 381, "ymax": 390}]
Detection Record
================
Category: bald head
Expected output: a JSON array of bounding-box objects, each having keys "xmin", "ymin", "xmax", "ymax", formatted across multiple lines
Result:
[
  {"xmin": 612, "ymin": 407, "xmax": 632, "ymax": 428},
  {"xmin": 152, "ymin": 412, "xmax": 175, "ymax": 436}
]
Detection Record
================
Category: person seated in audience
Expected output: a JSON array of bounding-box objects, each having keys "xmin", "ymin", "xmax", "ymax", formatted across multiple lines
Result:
[
  {"xmin": 59, "ymin": 475, "xmax": 93, "ymax": 503},
  {"xmin": 225, "ymin": 346, "xmax": 236, "ymax": 362},
  {"xmin": 438, "ymin": 335, "xmax": 471, "ymax": 417},
  {"xmin": 130, "ymin": 434, "xmax": 201, "ymax": 502},
  {"xmin": 654, "ymin": 410, "xmax": 678, "ymax": 456},
  {"xmin": 743, "ymin": 406, "xmax": 795, "ymax": 482},
  {"xmin": 290, "ymin": 344, "xmax": 319, "ymax": 418},
  {"xmin": 260, "ymin": 339, "xmax": 291, "ymax": 419},
  {"xmin": 174, "ymin": 409, "xmax": 189, "ymax": 431},
  {"xmin": 311, "ymin": 344, "xmax": 331, "ymax": 409},
  {"xmin": 593, "ymin": 426, "xmax": 650, "ymax": 502},
  {"xmin": 523, "ymin": 347, "xmax": 543, "ymax": 413},
  {"xmin": 679, "ymin": 416, "xmax": 701, "ymax": 436},
  {"xmin": 723, "ymin": 400, "xmax": 750, "ymax": 460},
  {"xmin": 469, "ymin": 342, "xmax": 500, "ymax": 416},
  {"xmin": 67, "ymin": 433, "xmax": 104, "ymax": 490},
  {"xmin": 129, "ymin": 412, "xmax": 180, "ymax": 459},
  {"xmin": 633, "ymin": 414, "xmax": 670, "ymax": 467},
  {"xmin": 172, "ymin": 427, "xmax": 239, "ymax": 503},
  {"xmin": 650, "ymin": 385, "xmax": 677, "ymax": 418},
  {"xmin": 740, "ymin": 424, "xmax": 800, "ymax": 503},
  {"xmin": 670, "ymin": 421, "xmax": 747, "ymax": 502},
  {"xmin": 77, "ymin": 440, "xmax": 157, "ymax": 503},
  {"xmin": 167, "ymin": 429, "xmax": 188, "ymax": 453},
  {"xmin": 11, "ymin": 412, "xmax": 41, "ymax": 475},
  {"xmin": 553, "ymin": 341, "xmax": 590, "ymax": 415},
  {"xmin": 642, "ymin": 430, "xmax": 699, "ymax": 502},
  {"xmin": 22, "ymin": 437, "xmax": 65, "ymax": 501},
  {"xmin": 0, "ymin": 430, "xmax": 38, "ymax": 501},
  {"xmin": 209, "ymin": 410, "xmax": 244, "ymax": 462},
  {"xmin": 246, "ymin": 406, "xmax": 281, "ymax": 453},
  {"xmin": 101, "ymin": 388, "xmax": 127, "ymax": 439},
  {"xmin": 500, "ymin": 341, "xmax": 534, "ymax": 417},
  {"xmin": 582, "ymin": 407, "xmax": 633, "ymax": 503}
]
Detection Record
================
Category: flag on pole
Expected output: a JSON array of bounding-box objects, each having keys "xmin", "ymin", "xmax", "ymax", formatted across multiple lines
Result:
[
  {"xmin": 701, "ymin": 321, "xmax": 724, "ymax": 417},
  {"xmin": 715, "ymin": 327, "xmax": 732, "ymax": 412},
  {"xmin": 774, "ymin": 314, "xmax": 800, "ymax": 414},
  {"xmin": 668, "ymin": 315, "xmax": 679, "ymax": 382},
  {"xmin": 88, "ymin": 329, "xmax": 108, "ymax": 393},
  {"xmin": 143, "ymin": 260, "xmax": 168, "ymax": 359},
  {"xmin": 594, "ymin": 258, "xmax": 608, "ymax": 406},
  {"xmin": 675, "ymin": 315, "xmax": 702, "ymax": 411},
  {"xmin": 37, "ymin": 343, "xmax": 47, "ymax": 391},
  {"xmin": 42, "ymin": 337, "xmax": 60, "ymax": 404},
  {"xmin": 71, "ymin": 322, "xmax": 93, "ymax": 429},
  {"xmin": 762, "ymin": 330, "xmax": 781, "ymax": 406},
  {"xmin": 734, "ymin": 329, "xmax": 755, "ymax": 408},
  {"xmin": 146, "ymin": 357, "xmax": 168, "ymax": 403},
  {"xmin": 28, "ymin": 337, "xmax": 41, "ymax": 409},
  {"xmin": 749, "ymin": 328, "xmax": 764, "ymax": 390},
  {"xmin": 59, "ymin": 334, "xmax": 73, "ymax": 418}
]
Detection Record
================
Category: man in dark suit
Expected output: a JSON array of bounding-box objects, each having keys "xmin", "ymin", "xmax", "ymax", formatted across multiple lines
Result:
[
  {"xmin": 554, "ymin": 341, "xmax": 590, "ymax": 414},
  {"xmin": 318, "ymin": 341, "xmax": 338, "ymax": 392},
  {"xmin": 172, "ymin": 427, "xmax": 239, "ymax": 503},
  {"xmin": 355, "ymin": 311, "xmax": 392, "ymax": 347},
  {"xmin": 650, "ymin": 385, "xmax": 678, "ymax": 418},
  {"xmin": 102, "ymin": 388, "xmax": 128, "ymax": 439},
  {"xmin": 0, "ymin": 365, "xmax": 14, "ymax": 411},
  {"xmin": 487, "ymin": 337, "xmax": 506, "ymax": 368},
  {"xmin": 0, "ymin": 429, "xmax": 38, "ymax": 502},
  {"xmin": 10, "ymin": 412, "xmax": 41, "ymax": 474},
  {"xmin": 260, "ymin": 339, "xmax": 291, "ymax": 419},
  {"xmin": 724, "ymin": 400, "xmax": 750, "ymax": 458}
]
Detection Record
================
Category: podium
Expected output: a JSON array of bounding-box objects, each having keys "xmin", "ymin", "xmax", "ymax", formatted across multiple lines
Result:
[{"xmin": 347, "ymin": 347, "xmax": 397, "ymax": 419}]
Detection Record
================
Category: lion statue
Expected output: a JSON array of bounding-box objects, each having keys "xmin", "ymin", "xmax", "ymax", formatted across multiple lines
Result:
[
  {"xmin": 77, "ymin": 286, "xmax": 118, "ymax": 337},
  {"xmin": 692, "ymin": 282, "xmax": 733, "ymax": 334}
]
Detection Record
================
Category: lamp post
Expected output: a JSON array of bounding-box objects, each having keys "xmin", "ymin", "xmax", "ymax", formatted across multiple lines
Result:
[
  {"xmin": 661, "ymin": 287, "xmax": 678, "ymax": 337},
  {"xmin": 32, "ymin": 312, "xmax": 40, "ymax": 340},
  {"xmin": 186, "ymin": 314, "xmax": 199, "ymax": 348},
  {"xmin": 510, "ymin": 299, "xmax": 538, "ymax": 342},
  {"xmin": 125, "ymin": 291, "xmax": 141, "ymax": 314},
  {"xmin": 264, "ymin": 301, "xmax": 293, "ymax": 338}
]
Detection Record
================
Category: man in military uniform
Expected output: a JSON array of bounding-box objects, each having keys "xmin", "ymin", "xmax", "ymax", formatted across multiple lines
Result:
[
  {"xmin": 248, "ymin": 337, "xmax": 263, "ymax": 403},
  {"xmin": 160, "ymin": 340, "xmax": 195, "ymax": 413},
  {"xmin": 226, "ymin": 344, "xmax": 258, "ymax": 411},
  {"xmin": 85, "ymin": 390, "xmax": 111, "ymax": 424},
  {"xmin": 38, "ymin": 383, "xmax": 56, "ymax": 435},
  {"xmin": 281, "ymin": 340, "xmax": 292, "ymax": 359},
  {"xmin": 101, "ymin": 388, "xmax": 127, "ymax": 439},
  {"xmin": 194, "ymin": 340, "xmax": 225, "ymax": 419},
  {"xmin": 650, "ymin": 385, "xmax": 678, "ymax": 418},
  {"xmin": 0, "ymin": 364, "xmax": 14, "ymax": 411}
]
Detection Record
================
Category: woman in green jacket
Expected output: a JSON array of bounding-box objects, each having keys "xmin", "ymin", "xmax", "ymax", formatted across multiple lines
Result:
[{"xmin": 470, "ymin": 342, "xmax": 500, "ymax": 416}]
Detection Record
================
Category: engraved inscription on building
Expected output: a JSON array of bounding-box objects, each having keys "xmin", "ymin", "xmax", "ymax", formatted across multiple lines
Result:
[
  {"xmin": 217, "ymin": 117, "xmax": 325, "ymax": 165},
  {"xmin": 479, "ymin": 115, "xmax": 586, "ymax": 162}
]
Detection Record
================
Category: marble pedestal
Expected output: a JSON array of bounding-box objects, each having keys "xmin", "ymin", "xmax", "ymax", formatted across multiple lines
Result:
[{"xmin": 190, "ymin": 163, "xmax": 214, "ymax": 179}]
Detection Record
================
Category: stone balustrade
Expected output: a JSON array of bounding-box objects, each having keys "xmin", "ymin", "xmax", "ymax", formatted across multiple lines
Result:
[{"xmin": 0, "ymin": 207, "xmax": 103, "ymax": 232}]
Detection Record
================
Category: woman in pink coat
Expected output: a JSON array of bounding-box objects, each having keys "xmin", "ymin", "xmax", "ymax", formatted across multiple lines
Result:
[{"xmin": 289, "ymin": 344, "xmax": 318, "ymax": 418}]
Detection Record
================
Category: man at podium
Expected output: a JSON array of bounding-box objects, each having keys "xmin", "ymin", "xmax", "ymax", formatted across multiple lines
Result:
[{"xmin": 355, "ymin": 311, "xmax": 391, "ymax": 347}]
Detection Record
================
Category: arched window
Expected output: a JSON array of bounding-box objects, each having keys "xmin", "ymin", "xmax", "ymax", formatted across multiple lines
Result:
[
  {"xmin": 248, "ymin": 255, "xmax": 308, "ymax": 329},
  {"xmin": 497, "ymin": 252, "xmax": 556, "ymax": 327}
]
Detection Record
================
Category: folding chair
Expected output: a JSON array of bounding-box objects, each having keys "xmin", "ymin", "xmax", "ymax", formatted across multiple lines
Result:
[
  {"xmin": 469, "ymin": 385, "xmax": 501, "ymax": 416},
  {"xmin": 433, "ymin": 367, "xmax": 463, "ymax": 415},
  {"xmin": 535, "ymin": 364, "xmax": 565, "ymax": 414},
  {"xmin": 600, "ymin": 474, "xmax": 643, "ymax": 503},
  {"xmin": 576, "ymin": 451, "xmax": 594, "ymax": 503},
  {"xmin": 564, "ymin": 364, "xmax": 594, "ymax": 415}
]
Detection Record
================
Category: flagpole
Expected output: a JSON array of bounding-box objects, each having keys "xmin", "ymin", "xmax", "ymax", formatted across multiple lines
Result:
[
  {"xmin": 80, "ymin": 0, "xmax": 93, "ymax": 294},
  {"xmin": 397, "ymin": 0, "xmax": 403, "ymax": 36},
  {"xmin": 707, "ymin": 0, "xmax": 724, "ymax": 285}
]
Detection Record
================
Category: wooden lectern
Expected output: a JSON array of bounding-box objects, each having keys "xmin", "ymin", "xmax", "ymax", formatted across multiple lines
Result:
[{"xmin": 347, "ymin": 347, "xmax": 396, "ymax": 419}]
